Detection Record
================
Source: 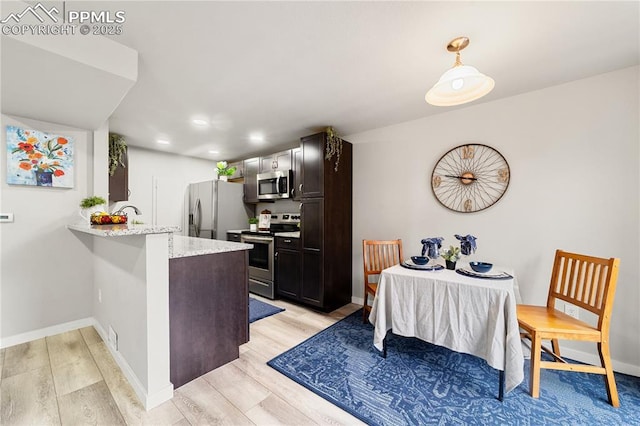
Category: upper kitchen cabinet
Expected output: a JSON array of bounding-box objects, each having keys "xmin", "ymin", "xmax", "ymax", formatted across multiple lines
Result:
[
  {"xmin": 299, "ymin": 133, "xmax": 325, "ymax": 198},
  {"xmin": 259, "ymin": 150, "xmax": 292, "ymax": 173},
  {"xmin": 228, "ymin": 161, "xmax": 244, "ymax": 181},
  {"xmin": 243, "ymin": 157, "xmax": 259, "ymax": 203}
]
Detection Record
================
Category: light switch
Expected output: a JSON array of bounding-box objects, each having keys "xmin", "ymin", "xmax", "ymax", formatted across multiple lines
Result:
[{"xmin": 0, "ymin": 213, "xmax": 14, "ymax": 222}]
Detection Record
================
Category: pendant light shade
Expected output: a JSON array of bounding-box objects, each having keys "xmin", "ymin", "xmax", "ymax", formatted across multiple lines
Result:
[{"xmin": 425, "ymin": 37, "xmax": 495, "ymax": 107}]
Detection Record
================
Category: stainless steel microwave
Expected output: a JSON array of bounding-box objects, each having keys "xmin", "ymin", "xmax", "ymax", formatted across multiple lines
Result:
[{"xmin": 257, "ymin": 170, "xmax": 292, "ymax": 200}]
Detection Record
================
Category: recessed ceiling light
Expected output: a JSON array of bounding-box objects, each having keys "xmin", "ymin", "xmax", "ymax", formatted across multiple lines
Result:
[
  {"xmin": 157, "ymin": 139, "xmax": 170, "ymax": 145},
  {"xmin": 192, "ymin": 118, "xmax": 210, "ymax": 126},
  {"xmin": 208, "ymin": 150, "xmax": 220, "ymax": 154},
  {"xmin": 250, "ymin": 133, "xmax": 264, "ymax": 143}
]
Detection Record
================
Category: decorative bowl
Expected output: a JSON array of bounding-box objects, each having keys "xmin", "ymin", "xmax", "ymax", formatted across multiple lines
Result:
[
  {"xmin": 469, "ymin": 261, "xmax": 493, "ymax": 273},
  {"xmin": 411, "ymin": 256, "xmax": 429, "ymax": 265},
  {"xmin": 90, "ymin": 213, "xmax": 127, "ymax": 225}
]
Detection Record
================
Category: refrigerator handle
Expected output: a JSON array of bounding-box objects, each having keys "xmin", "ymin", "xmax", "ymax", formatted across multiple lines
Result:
[{"xmin": 194, "ymin": 198, "xmax": 201, "ymax": 237}]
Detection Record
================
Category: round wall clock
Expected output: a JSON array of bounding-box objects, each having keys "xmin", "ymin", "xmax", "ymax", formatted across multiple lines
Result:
[{"xmin": 431, "ymin": 144, "xmax": 510, "ymax": 213}]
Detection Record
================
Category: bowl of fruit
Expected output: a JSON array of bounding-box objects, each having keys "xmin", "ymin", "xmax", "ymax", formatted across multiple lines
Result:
[{"xmin": 90, "ymin": 212, "xmax": 127, "ymax": 225}]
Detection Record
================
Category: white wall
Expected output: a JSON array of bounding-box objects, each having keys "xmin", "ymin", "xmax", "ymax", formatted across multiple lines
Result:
[
  {"xmin": 112, "ymin": 147, "xmax": 219, "ymax": 235},
  {"xmin": 0, "ymin": 114, "xmax": 94, "ymax": 341},
  {"xmin": 348, "ymin": 66, "xmax": 640, "ymax": 374}
]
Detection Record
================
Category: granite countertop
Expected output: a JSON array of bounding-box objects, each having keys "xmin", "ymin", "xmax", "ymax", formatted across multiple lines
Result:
[
  {"xmin": 274, "ymin": 231, "xmax": 300, "ymax": 238},
  {"xmin": 227, "ymin": 229, "xmax": 250, "ymax": 234},
  {"xmin": 68, "ymin": 222, "xmax": 181, "ymax": 237},
  {"xmin": 170, "ymin": 235, "xmax": 253, "ymax": 259}
]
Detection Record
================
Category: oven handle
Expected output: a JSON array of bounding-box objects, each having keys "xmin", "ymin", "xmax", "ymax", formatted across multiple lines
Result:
[{"xmin": 241, "ymin": 236, "xmax": 274, "ymax": 243}]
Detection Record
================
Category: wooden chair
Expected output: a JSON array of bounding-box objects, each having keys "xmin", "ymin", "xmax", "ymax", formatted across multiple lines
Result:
[
  {"xmin": 517, "ymin": 249, "xmax": 621, "ymax": 407},
  {"xmin": 362, "ymin": 239, "xmax": 404, "ymax": 324}
]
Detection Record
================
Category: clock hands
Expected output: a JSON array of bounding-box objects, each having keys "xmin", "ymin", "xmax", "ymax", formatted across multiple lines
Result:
[{"xmin": 444, "ymin": 174, "xmax": 478, "ymax": 181}]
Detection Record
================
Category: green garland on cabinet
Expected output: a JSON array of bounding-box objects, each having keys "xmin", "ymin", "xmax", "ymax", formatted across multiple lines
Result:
[
  {"xmin": 108, "ymin": 133, "xmax": 127, "ymax": 176},
  {"xmin": 325, "ymin": 126, "xmax": 343, "ymax": 172}
]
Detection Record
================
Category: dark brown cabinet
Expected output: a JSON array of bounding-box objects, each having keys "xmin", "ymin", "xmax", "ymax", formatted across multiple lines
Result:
[
  {"xmin": 109, "ymin": 147, "xmax": 128, "ymax": 202},
  {"xmin": 243, "ymin": 157, "xmax": 259, "ymax": 203},
  {"xmin": 260, "ymin": 150, "xmax": 292, "ymax": 173},
  {"xmin": 169, "ymin": 250, "xmax": 249, "ymax": 388},
  {"xmin": 275, "ymin": 237, "xmax": 301, "ymax": 300},
  {"xmin": 296, "ymin": 132, "xmax": 353, "ymax": 311},
  {"xmin": 300, "ymin": 134, "xmax": 324, "ymax": 198},
  {"xmin": 227, "ymin": 232, "xmax": 242, "ymax": 243}
]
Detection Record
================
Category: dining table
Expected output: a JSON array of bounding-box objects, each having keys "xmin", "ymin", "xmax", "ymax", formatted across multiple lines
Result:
[{"xmin": 369, "ymin": 261, "xmax": 524, "ymax": 398}]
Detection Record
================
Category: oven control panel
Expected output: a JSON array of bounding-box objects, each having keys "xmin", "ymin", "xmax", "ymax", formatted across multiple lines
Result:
[{"xmin": 271, "ymin": 212, "xmax": 300, "ymax": 224}]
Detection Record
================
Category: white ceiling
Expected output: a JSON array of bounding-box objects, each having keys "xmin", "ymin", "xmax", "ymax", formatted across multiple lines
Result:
[{"xmin": 77, "ymin": 2, "xmax": 639, "ymax": 160}]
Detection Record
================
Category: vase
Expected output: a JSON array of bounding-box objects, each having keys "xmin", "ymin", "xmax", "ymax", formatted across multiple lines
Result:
[
  {"xmin": 35, "ymin": 170, "xmax": 53, "ymax": 187},
  {"xmin": 219, "ymin": 175, "xmax": 228, "ymax": 182},
  {"xmin": 445, "ymin": 260, "xmax": 457, "ymax": 270},
  {"xmin": 249, "ymin": 224, "xmax": 257, "ymax": 232}
]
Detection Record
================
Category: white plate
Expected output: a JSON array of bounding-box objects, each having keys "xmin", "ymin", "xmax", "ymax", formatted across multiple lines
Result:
[{"xmin": 460, "ymin": 267, "xmax": 506, "ymax": 278}]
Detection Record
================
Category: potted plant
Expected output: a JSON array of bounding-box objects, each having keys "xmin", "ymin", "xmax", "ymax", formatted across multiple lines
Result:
[
  {"xmin": 79, "ymin": 196, "xmax": 107, "ymax": 221},
  {"xmin": 215, "ymin": 161, "xmax": 237, "ymax": 181},
  {"xmin": 248, "ymin": 217, "xmax": 258, "ymax": 232},
  {"xmin": 108, "ymin": 133, "xmax": 127, "ymax": 176},
  {"xmin": 441, "ymin": 245, "xmax": 461, "ymax": 270}
]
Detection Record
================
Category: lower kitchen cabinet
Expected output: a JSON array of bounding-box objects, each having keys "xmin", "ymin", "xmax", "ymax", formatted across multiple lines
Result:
[
  {"xmin": 168, "ymin": 250, "xmax": 249, "ymax": 388},
  {"xmin": 300, "ymin": 198, "xmax": 324, "ymax": 308},
  {"xmin": 227, "ymin": 232, "xmax": 242, "ymax": 242},
  {"xmin": 275, "ymin": 237, "xmax": 301, "ymax": 300},
  {"xmin": 301, "ymin": 251, "xmax": 322, "ymax": 306}
]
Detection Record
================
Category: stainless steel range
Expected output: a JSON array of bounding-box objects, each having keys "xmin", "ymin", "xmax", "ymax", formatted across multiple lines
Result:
[{"xmin": 241, "ymin": 212, "xmax": 300, "ymax": 299}]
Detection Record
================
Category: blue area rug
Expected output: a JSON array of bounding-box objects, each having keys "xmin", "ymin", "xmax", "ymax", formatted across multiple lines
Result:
[
  {"xmin": 267, "ymin": 309, "xmax": 640, "ymax": 425},
  {"xmin": 249, "ymin": 297, "xmax": 284, "ymax": 323}
]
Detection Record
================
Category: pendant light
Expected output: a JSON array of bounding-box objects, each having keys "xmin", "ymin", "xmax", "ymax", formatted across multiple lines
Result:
[{"xmin": 425, "ymin": 37, "xmax": 495, "ymax": 107}]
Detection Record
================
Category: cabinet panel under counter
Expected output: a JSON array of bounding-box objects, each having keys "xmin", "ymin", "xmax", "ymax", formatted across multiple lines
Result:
[{"xmin": 169, "ymin": 248, "xmax": 249, "ymax": 388}]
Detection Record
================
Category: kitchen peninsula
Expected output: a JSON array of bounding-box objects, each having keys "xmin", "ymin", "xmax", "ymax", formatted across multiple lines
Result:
[{"xmin": 67, "ymin": 223, "xmax": 252, "ymax": 409}]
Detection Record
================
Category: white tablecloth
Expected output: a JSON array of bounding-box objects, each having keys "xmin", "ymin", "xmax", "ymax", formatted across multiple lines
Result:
[{"xmin": 369, "ymin": 264, "xmax": 524, "ymax": 393}]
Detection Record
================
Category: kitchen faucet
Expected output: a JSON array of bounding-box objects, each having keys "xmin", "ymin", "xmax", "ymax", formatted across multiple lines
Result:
[{"xmin": 113, "ymin": 205, "xmax": 142, "ymax": 215}]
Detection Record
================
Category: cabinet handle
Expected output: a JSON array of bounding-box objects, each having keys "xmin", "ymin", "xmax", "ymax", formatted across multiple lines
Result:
[
  {"xmin": 291, "ymin": 187, "xmax": 295, "ymax": 197},
  {"xmin": 299, "ymin": 183, "xmax": 303, "ymax": 193},
  {"xmin": 275, "ymin": 252, "xmax": 278, "ymax": 259},
  {"xmin": 284, "ymin": 239, "xmax": 292, "ymax": 243}
]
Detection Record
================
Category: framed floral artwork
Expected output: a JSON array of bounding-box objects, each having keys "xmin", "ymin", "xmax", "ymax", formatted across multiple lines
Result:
[{"xmin": 6, "ymin": 126, "xmax": 74, "ymax": 188}]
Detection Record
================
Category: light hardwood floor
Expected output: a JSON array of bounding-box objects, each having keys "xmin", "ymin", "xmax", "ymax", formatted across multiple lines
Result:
[{"xmin": 0, "ymin": 297, "xmax": 365, "ymax": 425}]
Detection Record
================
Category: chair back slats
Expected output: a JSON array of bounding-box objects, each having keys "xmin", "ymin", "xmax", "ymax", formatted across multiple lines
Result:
[
  {"xmin": 363, "ymin": 240, "xmax": 403, "ymax": 284},
  {"xmin": 548, "ymin": 250, "xmax": 620, "ymax": 321}
]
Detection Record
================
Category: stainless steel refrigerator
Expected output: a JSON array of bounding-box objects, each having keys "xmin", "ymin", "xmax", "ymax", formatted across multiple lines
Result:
[{"xmin": 188, "ymin": 180, "xmax": 250, "ymax": 239}]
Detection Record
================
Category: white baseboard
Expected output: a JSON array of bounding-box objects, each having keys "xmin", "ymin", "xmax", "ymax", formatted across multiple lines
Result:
[
  {"xmin": 351, "ymin": 296, "xmax": 364, "ymax": 305},
  {"xmin": 1, "ymin": 318, "xmax": 173, "ymax": 411},
  {"xmin": 559, "ymin": 347, "xmax": 640, "ymax": 378},
  {"xmin": 0, "ymin": 317, "xmax": 94, "ymax": 349},
  {"xmin": 92, "ymin": 322, "xmax": 174, "ymax": 410}
]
